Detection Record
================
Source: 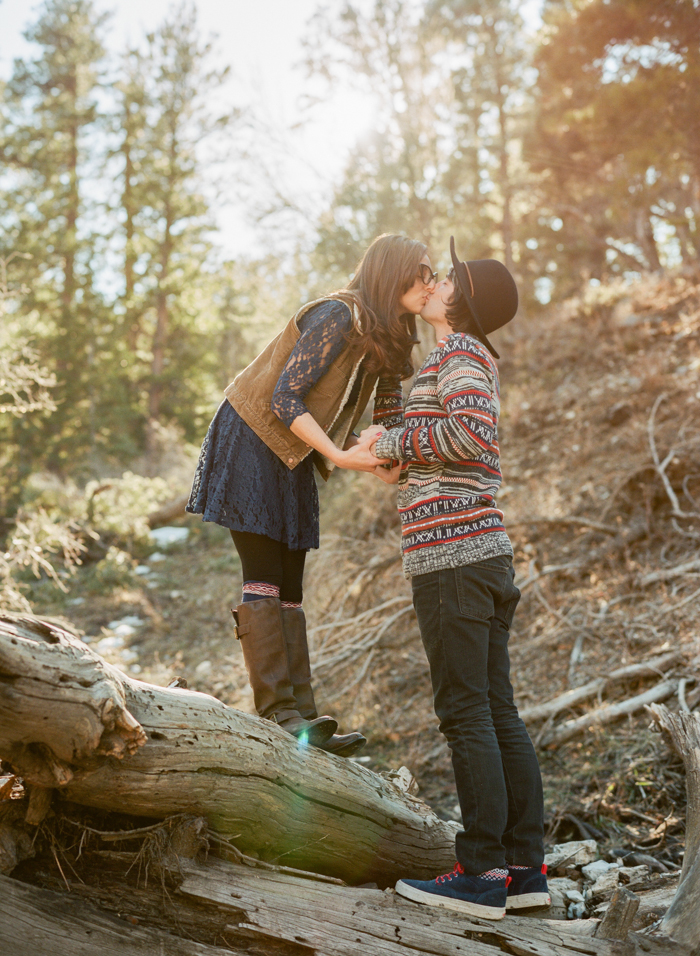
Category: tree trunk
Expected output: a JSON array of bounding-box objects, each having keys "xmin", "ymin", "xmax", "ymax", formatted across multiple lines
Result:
[
  {"xmin": 146, "ymin": 161, "xmax": 174, "ymax": 459},
  {"xmin": 2, "ymin": 856, "xmax": 679, "ymax": 956},
  {"xmin": 0, "ymin": 613, "xmax": 457, "ymax": 886},
  {"xmin": 0, "ymin": 873, "xmax": 243, "ymax": 956},
  {"xmin": 647, "ymin": 704, "xmax": 700, "ymax": 954}
]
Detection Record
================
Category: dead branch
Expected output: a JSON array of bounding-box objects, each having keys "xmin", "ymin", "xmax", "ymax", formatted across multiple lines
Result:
[
  {"xmin": 147, "ymin": 494, "xmax": 190, "ymax": 529},
  {"xmin": 518, "ymin": 562, "xmax": 584, "ymax": 592},
  {"xmin": 641, "ymin": 560, "xmax": 700, "ymax": 585},
  {"xmin": 648, "ymin": 394, "xmax": 700, "ymax": 523},
  {"xmin": 542, "ymin": 679, "xmax": 678, "ymax": 748},
  {"xmin": 519, "ymin": 651, "xmax": 682, "ymax": 724}
]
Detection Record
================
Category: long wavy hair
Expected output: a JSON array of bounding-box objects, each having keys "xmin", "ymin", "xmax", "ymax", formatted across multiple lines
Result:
[{"xmin": 333, "ymin": 234, "xmax": 427, "ymax": 379}]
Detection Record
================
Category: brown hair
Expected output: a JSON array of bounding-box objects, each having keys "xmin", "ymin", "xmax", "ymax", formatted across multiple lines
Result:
[
  {"xmin": 336, "ymin": 234, "xmax": 427, "ymax": 379},
  {"xmin": 444, "ymin": 268, "xmax": 474, "ymax": 334}
]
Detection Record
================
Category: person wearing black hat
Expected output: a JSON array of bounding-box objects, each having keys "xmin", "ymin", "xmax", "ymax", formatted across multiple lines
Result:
[{"xmin": 368, "ymin": 238, "xmax": 549, "ymax": 919}]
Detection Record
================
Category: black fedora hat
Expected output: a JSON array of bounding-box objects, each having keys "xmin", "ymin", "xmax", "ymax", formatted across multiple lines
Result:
[{"xmin": 449, "ymin": 236, "xmax": 518, "ymax": 359}]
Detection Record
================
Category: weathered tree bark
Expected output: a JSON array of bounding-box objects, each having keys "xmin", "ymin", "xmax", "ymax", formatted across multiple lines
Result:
[
  {"xmin": 0, "ymin": 874, "xmax": 247, "ymax": 956},
  {"xmin": 647, "ymin": 704, "xmax": 700, "ymax": 955},
  {"xmin": 178, "ymin": 856, "xmax": 681, "ymax": 956},
  {"xmin": 594, "ymin": 887, "xmax": 639, "ymax": 941},
  {"xmin": 4, "ymin": 855, "xmax": 679, "ymax": 956},
  {"xmin": 0, "ymin": 614, "xmax": 456, "ymax": 885}
]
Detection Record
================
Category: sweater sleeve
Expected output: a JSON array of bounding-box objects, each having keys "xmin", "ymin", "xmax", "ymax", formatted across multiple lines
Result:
[
  {"xmin": 374, "ymin": 336, "xmax": 496, "ymax": 463},
  {"xmin": 372, "ymin": 375, "xmax": 404, "ymax": 429},
  {"xmin": 271, "ymin": 300, "xmax": 353, "ymax": 428}
]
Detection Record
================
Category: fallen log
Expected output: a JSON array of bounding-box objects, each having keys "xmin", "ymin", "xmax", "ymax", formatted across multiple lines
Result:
[
  {"xmin": 147, "ymin": 494, "xmax": 190, "ymax": 529},
  {"xmin": 541, "ymin": 679, "xmax": 678, "ymax": 748},
  {"xmin": 519, "ymin": 652, "xmax": 681, "ymax": 725},
  {"xmin": 0, "ymin": 861, "xmax": 635, "ymax": 956},
  {"xmin": 1, "ymin": 805, "xmax": 689, "ymax": 956},
  {"xmin": 0, "ymin": 613, "xmax": 456, "ymax": 885},
  {"xmin": 179, "ymin": 856, "xmax": 681, "ymax": 956},
  {"xmin": 0, "ymin": 873, "xmax": 243, "ymax": 956},
  {"xmin": 647, "ymin": 705, "xmax": 700, "ymax": 954}
]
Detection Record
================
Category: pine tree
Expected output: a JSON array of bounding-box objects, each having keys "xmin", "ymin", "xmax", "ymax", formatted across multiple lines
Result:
[
  {"xmin": 0, "ymin": 0, "xmax": 112, "ymax": 471},
  {"xmin": 427, "ymin": 0, "xmax": 535, "ymax": 274},
  {"xmin": 111, "ymin": 4, "xmax": 236, "ymax": 458},
  {"xmin": 304, "ymin": 0, "xmax": 536, "ymax": 288},
  {"xmin": 527, "ymin": 0, "xmax": 700, "ymax": 296}
]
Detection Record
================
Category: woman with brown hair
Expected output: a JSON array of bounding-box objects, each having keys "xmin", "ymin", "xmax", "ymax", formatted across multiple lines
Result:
[{"xmin": 187, "ymin": 234, "xmax": 435, "ymax": 756}]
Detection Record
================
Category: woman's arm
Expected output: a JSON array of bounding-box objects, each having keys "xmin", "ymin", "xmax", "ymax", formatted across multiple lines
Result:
[
  {"xmin": 373, "ymin": 338, "xmax": 496, "ymax": 464},
  {"xmin": 290, "ymin": 413, "xmax": 387, "ymax": 472},
  {"xmin": 270, "ymin": 300, "xmax": 389, "ymax": 471}
]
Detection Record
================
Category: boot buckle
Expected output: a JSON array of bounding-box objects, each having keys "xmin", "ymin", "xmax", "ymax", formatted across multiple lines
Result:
[{"xmin": 231, "ymin": 607, "xmax": 240, "ymax": 640}]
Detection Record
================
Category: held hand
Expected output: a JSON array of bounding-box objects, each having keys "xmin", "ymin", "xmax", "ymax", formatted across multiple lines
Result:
[
  {"xmin": 358, "ymin": 425, "xmax": 386, "ymax": 444},
  {"xmin": 336, "ymin": 434, "xmax": 389, "ymax": 473},
  {"xmin": 374, "ymin": 462, "xmax": 401, "ymax": 484}
]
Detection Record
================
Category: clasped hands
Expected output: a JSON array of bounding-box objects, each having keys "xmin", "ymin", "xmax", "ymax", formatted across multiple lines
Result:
[{"xmin": 342, "ymin": 426, "xmax": 401, "ymax": 484}]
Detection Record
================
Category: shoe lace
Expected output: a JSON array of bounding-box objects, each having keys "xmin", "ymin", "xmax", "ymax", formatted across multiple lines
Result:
[{"xmin": 436, "ymin": 862, "xmax": 464, "ymax": 884}]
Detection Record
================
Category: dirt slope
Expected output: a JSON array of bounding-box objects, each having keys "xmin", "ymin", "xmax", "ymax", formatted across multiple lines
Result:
[{"xmin": 29, "ymin": 268, "xmax": 700, "ymax": 862}]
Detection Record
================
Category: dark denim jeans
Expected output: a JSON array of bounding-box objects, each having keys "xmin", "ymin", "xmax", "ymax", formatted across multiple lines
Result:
[{"xmin": 412, "ymin": 555, "xmax": 544, "ymax": 875}]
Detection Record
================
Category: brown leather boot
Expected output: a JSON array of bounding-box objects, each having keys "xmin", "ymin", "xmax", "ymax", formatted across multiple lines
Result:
[
  {"xmin": 232, "ymin": 599, "xmax": 336, "ymax": 746},
  {"xmin": 281, "ymin": 605, "xmax": 367, "ymax": 757}
]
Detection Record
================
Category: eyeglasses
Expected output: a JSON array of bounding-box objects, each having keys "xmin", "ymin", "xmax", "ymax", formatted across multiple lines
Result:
[{"xmin": 417, "ymin": 264, "xmax": 438, "ymax": 286}]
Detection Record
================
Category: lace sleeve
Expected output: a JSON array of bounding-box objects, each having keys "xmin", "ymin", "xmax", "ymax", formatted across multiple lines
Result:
[{"xmin": 271, "ymin": 300, "xmax": 354, "ymax": 427}]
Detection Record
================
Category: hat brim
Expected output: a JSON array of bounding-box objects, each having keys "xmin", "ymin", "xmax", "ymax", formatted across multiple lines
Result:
[{"xmin": 449, "ymin": 237, "xmax": 500, "ymax": 359}]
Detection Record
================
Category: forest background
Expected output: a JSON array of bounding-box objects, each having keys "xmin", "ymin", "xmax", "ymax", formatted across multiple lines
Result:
[
  {"xmin": 2, "ymin": 0, "xmax": 700, "ymax": 826},
  {"xmin": 3, "ymin": 0, "xmax": 697, "ymax": 501}
]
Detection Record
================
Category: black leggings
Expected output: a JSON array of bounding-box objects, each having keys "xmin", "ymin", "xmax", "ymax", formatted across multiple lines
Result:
[{"xmin": 230, "ymin": 530, "xmax": 307, "ymax": 604}]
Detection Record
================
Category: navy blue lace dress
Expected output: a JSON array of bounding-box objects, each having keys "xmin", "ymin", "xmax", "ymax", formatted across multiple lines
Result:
[{"xmin": 186, "ymin": 300, "xmax": 357, "ymax": 551}]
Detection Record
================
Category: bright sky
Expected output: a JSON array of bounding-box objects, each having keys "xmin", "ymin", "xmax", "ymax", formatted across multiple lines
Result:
[{"xmin": 0, "ymin": 0, "xmax": 541, "ymax": 259}]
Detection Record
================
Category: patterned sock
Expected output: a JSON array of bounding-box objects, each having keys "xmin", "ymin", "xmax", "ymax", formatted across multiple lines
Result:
[
  {"xmin": 507, "ymin": 864, "xmax": 532, "ymax": 870},
  {"xmin": 280, "ymin": 600, "xmax": 302, "ymax": 609},
  {"xmin": 479, "ymin": 868, "xmax": 508, "ymax": 881},
  {"xmin": 242, "ymin": 581, "xmax": 280, "ymax": 602}
]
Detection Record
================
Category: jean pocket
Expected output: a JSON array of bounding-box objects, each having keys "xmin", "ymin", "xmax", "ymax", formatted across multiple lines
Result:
[
  {"xmin": 454, "ymin": 566, "xmax": 493, "ymax": 621},
  {"xmin": 412, "ymin": 572, "xmax": 440, "ymax": 616},
  {"xmin": 501, "ymin": 593, "xmax": 520, "ymax": 630}
]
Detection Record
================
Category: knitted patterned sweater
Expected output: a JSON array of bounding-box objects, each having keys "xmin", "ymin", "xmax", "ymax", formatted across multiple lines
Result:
[{"xmin": 373, "ymin": 332, "xmax": 512, "ymax": 578}]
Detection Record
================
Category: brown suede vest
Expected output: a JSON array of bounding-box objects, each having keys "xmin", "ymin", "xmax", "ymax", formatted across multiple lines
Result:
[{"xmin": 224, "ymin": 296, "xmax": 378, "ymax": 481}]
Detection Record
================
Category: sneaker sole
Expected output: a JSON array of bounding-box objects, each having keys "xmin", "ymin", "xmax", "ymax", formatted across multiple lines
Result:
[
  {"xmin": 506, "ymin": 892, "xmax": 551, "ymax": 910},
  {"xmin": 395, "ymin": 879, "xmax": 506, "ymax": 920}
]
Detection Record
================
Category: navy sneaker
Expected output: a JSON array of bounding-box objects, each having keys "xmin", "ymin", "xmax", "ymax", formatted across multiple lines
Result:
[
  {"xmin": 505, "ymin": 863, "xmax": 551, "ymax": 910},
  {"xmin": 395, "ymin": 863, "xmax": 508, "ymax": 919}
]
